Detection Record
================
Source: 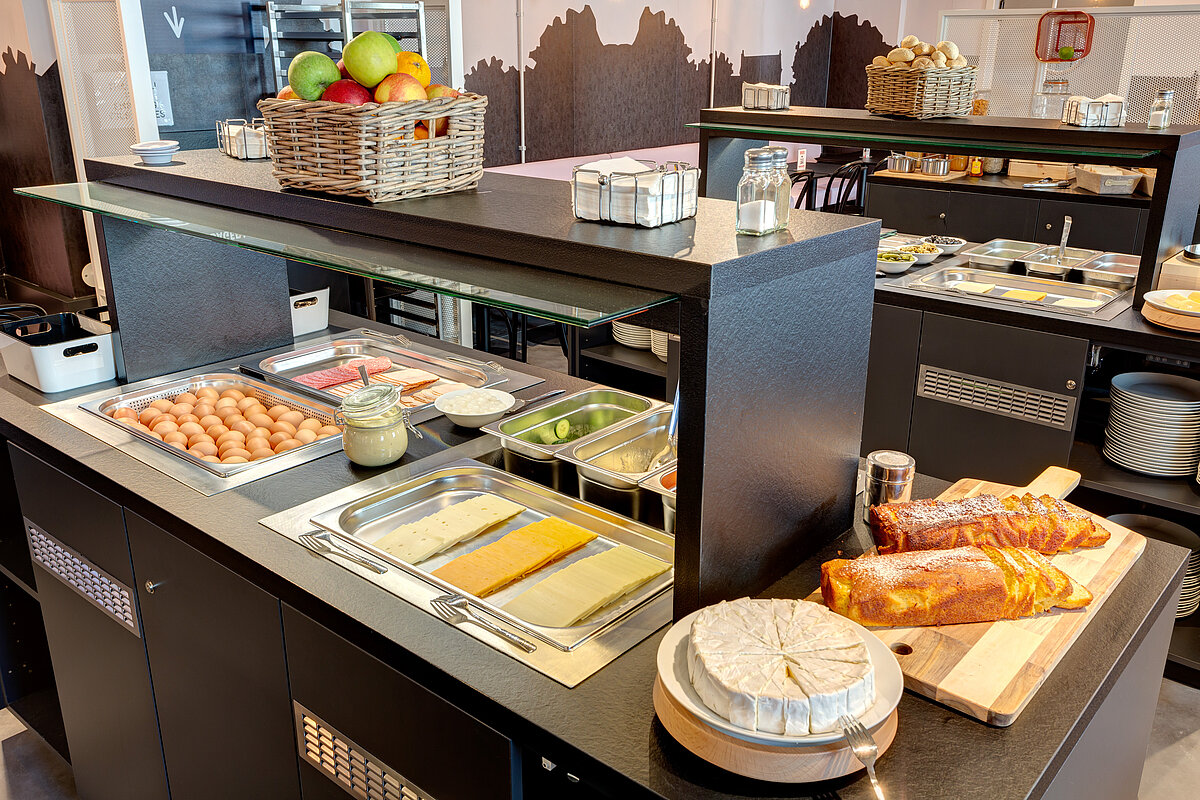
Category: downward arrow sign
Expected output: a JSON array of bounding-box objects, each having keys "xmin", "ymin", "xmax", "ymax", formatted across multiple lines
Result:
[{"xmin": 164, "ymin": 6, "xmax": 185, "ymax": 39}]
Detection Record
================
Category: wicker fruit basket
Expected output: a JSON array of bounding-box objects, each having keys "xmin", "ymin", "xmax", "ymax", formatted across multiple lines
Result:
[
  {"xmin": 256, "ymin": 92, "xmax": 487, "ymax": 203},
  {"xmin": 864, "ymin": 65, "xmax": 977, "ymax": 119}
]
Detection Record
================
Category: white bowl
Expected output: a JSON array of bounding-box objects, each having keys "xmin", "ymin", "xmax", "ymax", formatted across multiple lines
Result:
[
  {"xmin": 921, "ymin": 236, "xmax": 967, "ymax": 254},
  {"xmin": 877, "ymin": 251, "xmax": 919, "ymax": 274},
  {"xmin": 130, "ymin": 139, "xmax": 179, "ymax": 153},
  {"xmin": 138, "ymin": 150, "xmax": 179, "ymax": 166},
  {"xmin": 434, "ymin": 388, "xmax": 517, "ymax": 427},
  {"xmin": 897, "ymin": 245, "xmax": 944, "ymax": 264}
]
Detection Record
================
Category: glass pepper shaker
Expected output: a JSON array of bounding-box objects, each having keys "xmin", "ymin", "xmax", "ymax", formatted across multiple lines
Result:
[
  {"xmin": 765, "ymin": 146, "xmax": 793, "ymax": 230},
  {"xmin": 1148, "ymin": 89, "xmax": 1173, "ymax": 129},
  {"xmin": 736, "ymin": 148, "xmax": 784, "ymax": 236}
]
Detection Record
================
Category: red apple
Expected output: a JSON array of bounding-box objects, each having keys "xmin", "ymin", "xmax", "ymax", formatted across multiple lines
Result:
[
  {"xmin": 374, "ymin": 72, "xmax": 425, "ymax": 104},
  {"xmin": 336, "ymin": 59, "xmax": 351, "ymax": 79},
  {"xmin": 424, "ymin": 85, "xmax": 459, "ymax": 134},
  {"xmin": 277, "ymin": 85, "xmax": 299, "ymax": 100},
  {"xmin": 321, "ymin": 78, "xmax": 372, "ymax": 105}
]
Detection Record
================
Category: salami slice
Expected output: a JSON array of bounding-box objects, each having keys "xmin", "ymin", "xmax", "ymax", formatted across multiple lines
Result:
[{"xmin": 294, "ymin": 356, "xmax": 393, "ymax": 389}]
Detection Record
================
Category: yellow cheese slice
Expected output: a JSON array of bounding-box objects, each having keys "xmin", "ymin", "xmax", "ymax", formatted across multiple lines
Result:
[
  {"xmin": 502, "ymin": 546, "xmax": 670, "ymax": 627},
  {"xmin": 1052, "ymin": 297, "xmax": 1102, "ymax": 309},
  {"xmin": 431, "ymin": 517, "xmax": 597, "ymax": 597},
  {"xmin": 1001, "ymin": 289, "xmax": 1047, "ymax": 302},
  {"xmin": 1188, "ymin": 291, "xmax": 1200, "ymax": 304},
  {"xmin": 372, "ymin": 495, "xmax": 526, "ymax": 565},
  {"xmin": 955, "ymin": 281, "xmax": 995, "ymax": 294},
  {"xmin": 1166, "ymin": 294, "xmax": 1200, "ymax": 312}
]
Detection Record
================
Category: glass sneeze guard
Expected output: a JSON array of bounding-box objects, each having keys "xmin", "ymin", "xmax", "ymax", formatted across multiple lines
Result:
[{"xmin": 17, "ymin": 182, "xmax": 678, "ymax": 327}]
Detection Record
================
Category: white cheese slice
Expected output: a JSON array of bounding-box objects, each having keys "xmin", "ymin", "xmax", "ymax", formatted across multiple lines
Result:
[{"xmin": 373, "ymin": 495, "xmax": 525, "ymax": 564}]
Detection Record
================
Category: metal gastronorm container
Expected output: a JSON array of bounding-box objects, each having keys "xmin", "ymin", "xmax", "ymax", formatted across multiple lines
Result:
[
  {"xmin": 307, "ymin": 460, "xmax": 674, "ymax": 652},
  {"xmin": 1017, "ymin": 245, "xmax": 1101, "ymax": 277},
  {"xmin": 481, "ymin": 388, "xmax": 662, "ymax": 461},
  {"xmin": 80, "ymin": 372, "xmax": 343, "ymax": 478},
  {"xmin": 906, "ymin": 267, "xmax": 1124, "ymax": 315},
  {"xmin": 639, "ymin": 464, "xmax": 677, "ymax": 533},
  {"xmin": 559, "ymin": 408, "xmax": 674, "ymax": 490},
  {"xmin": 962, "ymin": 239, "xmax": 1043, "ymax": 270},
  {"xmin": 1075, "ymin": 252, "xmax": 1139, "ymax": 289}
]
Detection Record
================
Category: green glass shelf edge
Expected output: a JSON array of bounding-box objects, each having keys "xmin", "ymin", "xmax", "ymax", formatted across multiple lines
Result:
[
  {"xmin": 687, "ymin": 122, "xmax": 1159, "ymax": 160},
  {"xmin": 16, "ymin": 182, "xmax": 677, "ymax": 328}
]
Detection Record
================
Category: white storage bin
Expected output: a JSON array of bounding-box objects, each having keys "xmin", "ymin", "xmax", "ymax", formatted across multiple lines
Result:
[
  {"xmin": 290, "ymin": 288, "xmax": 330, "ymax": 337},
  {"xmin": 0, "ymin": 312, "xmax": 115, "ymax": 393}
]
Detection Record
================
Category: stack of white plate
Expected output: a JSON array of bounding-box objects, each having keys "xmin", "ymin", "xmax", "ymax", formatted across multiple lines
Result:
[
  {"xmin": 1106, "ymin": 515, "xmax": 1200, "ymax": 618},
  {"xmin": 130, "ymin": 140, "xmax": 180, "ymax": 166},
  {"xmin": 612, "ymin": 321, "xmax": 652, "ymax": 350},
  {"xmin": 1103, "ymin": 372, "xmax": 1200, "ymax": 478},
  {"xmin": 651, "ymin": 330, "xmax": 669, "ymax": 362}
]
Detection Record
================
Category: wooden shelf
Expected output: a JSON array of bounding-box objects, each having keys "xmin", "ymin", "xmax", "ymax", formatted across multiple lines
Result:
[
  {"xmin": 1069, "ymin": 440, "xmax": 1200, "ymax": 516},
  {"xmin": 1168, "ymin": 614, "xmax": 1200, "ymax": 688},
  {"xmin": 580, "ymin": 343, "xmax": 668, "ymax": 377}
]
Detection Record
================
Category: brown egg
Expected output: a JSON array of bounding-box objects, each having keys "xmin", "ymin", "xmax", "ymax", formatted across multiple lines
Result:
[
  {"xmin": 266, "ymin": 404, "xmax": 290, "ymax": 421},
  {"xmin": 317, "ymin": 425, "xmax": 342, "ymax": 436},
  {"xmin": 244, "ymin": 404, "xmax": 268, "ymax": 418},
  {"xmin": 188, "ymin": 433, "xmax": 215, "ymax": 448},
  {"xmin": 244, "ymin": 435, "xmax": 270, "ymax": 451},
  {"xmin": 223, "ymin": 413, "xmax": 246, "ymax": 426},
  {"xmin": 249, "ymin": 448, "xmax": 275, "ymax": 461},
  {"xmin": 294, "ymin": 428, "xmax": 318, "ymax": 444},
  {"xmin": 235, "ymin": 397, "xmax": 258, "ymax": 412},
  {"xmin": 218, "ymin": 441, "xmax": 247, "ymax": 456},
  {"xmin": 215, "ymin": 397, "xmax": 239, "ymax": 410},
  {"xmin": 206, "ymin": 424, "xmax": 231, "ymax": 439},
  {"xmin": 197, "ymin": 414, "xmax": 222, "ymax": 429},
  {"xmin": 214, "ymin": 406, "xmax": 240, "ymax": 421},
  {"xmin": 144, "ymin": 430, "xmax": 164, "ymax": 441},
  {"xmin": 268, "ymin": 431, "xmax": 291, "ymax": 447},
  {"xmin": 114, "ymin": 407, "xmax": 138, "ymax": 421},
  {"xmin": 251, "ymin": 426, "xmax": 272, "ymax": 440},
  {"xmin": 117, "ymin": 416, "xmax": 140, "ymax": 426},
  {"xmin": 315, "ymin": 433, "xmax": 334, "ymax": 440},
  {"xmin": 139, "ymin": 407, "xmax": 163, "ymax": 426},
  {"xmin": 174, "ymin": 392, "xmax": 199, "ymax": 406},
  {"xmin": 190, "ymin": 441, "xmax": 218, "ymax": 457},
  {"xmin": 150, "ymin": 399, "xmax": 174, "ymax": 412},
  {"xmin": 104, "ymin": 407, "xmax": 116, "ymax": 417},
  {"xmin": 274, "ymin": 439, "xmax": 302, "ymax": 454},
  {"xmin": 163, "ymin": 431, "xmax": 189, "ymax": 446},
  {"xmin": 246, "ymin": 413, "xmax": 274, "ymax": 429},
  {"xmin": 151, "ymin": 420, "xmax": 179, "ymax": 436},
  {"xmin": 221, "ymin": 448, "xmax": 252, "ymax": 461},
  {"xmin": 269, "ymin": 420, "xmax": 297, "ymax": 437},
  {"xmin": 231, "ymin": 420, "xmax": 257, "ymax": 436},
  {"xmin": 221, "ymin": 456, "xmax": 249, "ymax": 464},
  {"xmin": 176, "ymin": 414, "xmax": 199, "ymax": 425},
  {"xmin": 192, "ymin": 403, "xmax": 215, "ymax": 418},
  {"xmin": 167, "ymin": 403, "xmax": 192, "ymax": 417},
  {"xmin": 216, "ymin": 430, "xmax": 246, "ymax": 446},
  {"xmin": 200, "ymin": 455, "xmax": 222, "ymax": 463},
  {"xmin": 177, "ymin": 421, "xmax": 205, "ymax": 438},
  {"xmin": 220, "ymin": 388, "xmax": 247, "ymax": 401},
  {"xmin": 297, "ymin": 418, "xmax": 322, "ymax": 432},
  {"xmin": 195, "ymin": 386, "xmax": 219, "ymax": 399},
  {"xmin": 277, "ymin": 410, "xmax": 305, "ymax": 428},
  {"xmin": 166, "ymin": 440, "xmax": 187, "ymax": 450}
]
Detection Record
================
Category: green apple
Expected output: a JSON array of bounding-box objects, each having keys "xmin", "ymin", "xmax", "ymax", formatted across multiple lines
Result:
[
  {"xmin": 287, "ymin": 51, "xmax": 341, "ymax": 101},
  {"xmin": 342, "ymin": 31, "xmax": 398, "ymax": 88},
  {"xmin": 381, "ymin": 32, "xmax": 403, "ymax": 54}
]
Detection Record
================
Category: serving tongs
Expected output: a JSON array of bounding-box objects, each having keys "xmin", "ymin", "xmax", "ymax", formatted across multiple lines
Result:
[
  {"xmin": 1022, "ymin": 178, "xmax": 1072, "ymax": 189},
  {"xmin": 1056, "ymin": 216, "xmax": 1073, "ymax": 265},
  {"xmin": 650, "ymin": 385, "xmax": 680, "ymax": 469}
]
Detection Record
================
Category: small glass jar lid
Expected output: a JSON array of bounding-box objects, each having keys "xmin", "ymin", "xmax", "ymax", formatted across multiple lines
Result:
[
  {"xmin": 340, "ymin": 384, "xmax": 401, "ymax": 421},
  {"xmin": 744, "ymin": 148, "xmax": 774, "ymax": 168}
]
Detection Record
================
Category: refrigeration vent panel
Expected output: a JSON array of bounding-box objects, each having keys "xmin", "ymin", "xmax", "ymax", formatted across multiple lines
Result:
[
  {"xmin": 295, "ymin": 702, "xmax": 433, "ymax": 800},
  {"xmin": 917, "ymin": 366, "xmax": 1075, "ymax": 431},
  {"xmin": 26, "ymin": 521, "xmax": 140, "ymax": 636}
]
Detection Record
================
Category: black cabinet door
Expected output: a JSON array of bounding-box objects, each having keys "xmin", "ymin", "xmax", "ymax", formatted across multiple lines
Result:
[
  {"xmin": 864, "ymin": 183, "xmax": 949, "ymax": 235},
  {"xmin": 861, "ymin": 304, "xmax": 922, "ymax": 455},
  {"xmin": 1035, "ymin": 199, "xmax": 1146, "ymax": 254},
  {"xmin": 283, "ymin": 605, "xmax": 516, "ymax": 800},
  {"xmin": 0, "ymin": 440, "xmax": 35, "ymax": 589},
  {"xmin": 126, "ymin": 512, "xmax": 300, "ymax": 800},
  {"xmin": 945, "ymin": 191, "xmax": 1038, "ymax": 243}
]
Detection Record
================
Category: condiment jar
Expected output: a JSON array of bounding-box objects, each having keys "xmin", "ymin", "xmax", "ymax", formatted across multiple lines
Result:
[
  {"xmin": 736, "ymin": 148, "xmax": 785, "ymax": 236},
  {"xmin": 862, "ymin": 450, "xmax": 916, "ymax": 523},
  {"xmin": 766, "ymin": 146, "xmax": 793, "ymax": 230},
  {"xmin": 1148, "ymin": 89, "xmax": 1173, "ymax": 129},
  {"xmin": 337, "ymin": 384, "xmax": 422, "ymax": 468}
]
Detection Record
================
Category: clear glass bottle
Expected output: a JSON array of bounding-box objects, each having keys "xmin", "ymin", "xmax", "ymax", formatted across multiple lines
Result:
[
  {"xmin": 765, "ymin": 146, "xmax": 792, "ymax": 230},
  {"xmin": 337, "ymin": 384, "xmax": 421, "ymax": 468},
  {"xmin": 1031, "ymin": 78, "xmax": 1070, "ymax": 120},
  {"xmin": 736, "ymin": 148, "xmax": 784, "ymax": 236},
  {"xmin": 1148, "ymin": 89, "xmax": 1174, "ymax": 129}
]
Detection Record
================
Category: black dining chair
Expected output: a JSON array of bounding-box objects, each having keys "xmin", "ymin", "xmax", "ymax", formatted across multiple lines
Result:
[
  {"xmin": 790, "ymin": 169, "xmax": 817, "ymax": 211},
  {"xmin": 816, "ymin": 160, "xmax": 871, "ymax": 215}
]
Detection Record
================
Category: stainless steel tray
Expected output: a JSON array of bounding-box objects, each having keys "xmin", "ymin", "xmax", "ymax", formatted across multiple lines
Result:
[
  {"xmin": 257, "ymin": 329, "xmax": 506, "ymax": 412},
  {"xmin": 1076, "ymin": 252, "xmax": 1139, "ymax": 289},
  {"xmin": 308, "ymin": 461, "xmax": 674, "ymax": 652},
  {"xmin": 80, "ymin": 373, "xmax": 344, "ymax": 478},
  {"xmin": 905, "ymin": 267, "xmax": 1124, "ymax": 315},
  {"xmin": 560, "ymin": 408, "xmax": 674, "ymax": 490},
  {"xmin": 639, "ymin": 463, "xmax": 677, "ymax": 509},
  {"xmin": 482, "ymin": 388, "xmax": 662, "ymax": 461},
  {"xmin": 962, "ymin": 239, "xmax": 1042, "ymax": 270},
  {"xmin": 1018, "ymin": 245, "xmax": 1101, "ymax": 276}
]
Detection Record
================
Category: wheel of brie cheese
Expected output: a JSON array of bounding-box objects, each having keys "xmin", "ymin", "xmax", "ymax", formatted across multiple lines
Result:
[{"xmin": 687, "ymin": 598, "xmax": 876, "ymax": 736}]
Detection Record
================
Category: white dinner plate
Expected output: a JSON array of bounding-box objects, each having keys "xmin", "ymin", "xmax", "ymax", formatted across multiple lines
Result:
[
  {"xmin": 655, "ymin": 606, "xmax": 903, "ymax": 747},
  {"xmin": 1144, "ymin": 291, "xmax": 1200, "ymax": 319},
  {"xmin": 1103, "ymin": 445, "xmax": 1199, "ymax": 467},
  {"xmin": 1103, "ymin": 448, "xmax": 1197, "ymax": 477},
  {"xmin": 1112, "ymin": 372, "xmax": 1200, "ymax": 404}
]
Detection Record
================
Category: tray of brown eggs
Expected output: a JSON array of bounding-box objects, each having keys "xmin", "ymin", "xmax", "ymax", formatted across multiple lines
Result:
[{"xmin": 85, "ymin": 373, "xmax": 343, "ymax": 477}]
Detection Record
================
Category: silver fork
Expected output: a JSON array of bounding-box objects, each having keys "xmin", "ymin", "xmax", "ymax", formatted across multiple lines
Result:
[
  {"xmin": 445, "ymin": 354, "xmax": 506, "ymax": 374},
  {"xmin": 429, "ymin": 594, "xmax": 536, "ymax": 652},
  {"xmin": 839, "ymin": 715, "xmax": 885, "ymax": 800},
  {"xmin": 298, "ymin": 531, "xmax": 388, "ymax": 575}
]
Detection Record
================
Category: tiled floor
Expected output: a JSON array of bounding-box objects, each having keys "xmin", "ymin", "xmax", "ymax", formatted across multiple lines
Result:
[{"xmin": 0, "ymin": 679, "xmax": 1194, "ymax": 799}]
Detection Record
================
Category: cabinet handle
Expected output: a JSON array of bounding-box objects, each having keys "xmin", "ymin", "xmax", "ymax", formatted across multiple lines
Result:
[
  {"xmin": 145, "ymin": 580, "xmax": 162, "ymax": 594},
  {"xmin": 1046, "ymin": 223, "xmax": 1053, "ymax": 229},
  {"xmin": 939, "ymin": 213, "xmax": 946, "ymax": 219}
]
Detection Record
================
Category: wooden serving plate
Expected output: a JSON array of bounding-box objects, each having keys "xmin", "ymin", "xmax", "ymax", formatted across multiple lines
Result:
[
  {"xmin": 812, "ymin": 466, "xmax": 1146, "ymax": 726},
  {"xmin": 1142, "ymin": 303, "xmax": 1200, "ymax": 334},
  {"xmin": 872, "ymin": 168, "xmax": 969, "ymax": 182},
  {"xmin": 652, "ymin": 676, "xmax": 898, "ymax": 783}
]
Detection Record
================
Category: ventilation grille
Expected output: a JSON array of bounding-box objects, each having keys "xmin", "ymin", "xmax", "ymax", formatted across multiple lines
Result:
[
  {"xmin": 917, "ymin": 365, "xmax": 1075, "ymax": 430},
  {"xmin": 26, "ymin": 521, "xmax": 140, "ymax": 636},
  {"xmin": 296, "ymin": 702, "xmax": 432, "ymax": 800}
]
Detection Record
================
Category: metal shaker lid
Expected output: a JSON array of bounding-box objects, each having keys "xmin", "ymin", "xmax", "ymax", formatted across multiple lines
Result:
[{"xmin": 865, "ymin": 450, "xmax": 916, "ymax": 482}]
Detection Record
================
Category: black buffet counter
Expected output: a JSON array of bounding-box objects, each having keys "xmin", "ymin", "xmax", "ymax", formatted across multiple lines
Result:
[{"xmin": 0, "ymin": 311, "xmax": 1186, "ymax": 800}]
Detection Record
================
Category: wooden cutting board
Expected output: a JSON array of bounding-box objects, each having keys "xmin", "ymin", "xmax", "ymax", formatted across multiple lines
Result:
[
  {"xmin": 872, "ymin": 168, "xmax": 970, "ymax": 182},
  {"xmin": 813, "ymin": 466, "xmax": 1146, "ymax": 727}
]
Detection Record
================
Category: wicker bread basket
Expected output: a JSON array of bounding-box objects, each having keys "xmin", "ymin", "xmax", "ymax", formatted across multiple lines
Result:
[
  {"xmin": 256, "ymin": 92, "xmax": 487, "ymax": 203},
  {"xmin": 864, "ymin": 65, "xmax": 977, "ymax": 119}
]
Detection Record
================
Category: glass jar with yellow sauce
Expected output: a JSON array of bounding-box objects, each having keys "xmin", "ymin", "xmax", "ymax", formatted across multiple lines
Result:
[{"xmin": 337, "ymin": 384, "xmax": 422, "ymax": 467}]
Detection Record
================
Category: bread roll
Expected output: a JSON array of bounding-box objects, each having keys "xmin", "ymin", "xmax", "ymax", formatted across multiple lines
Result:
[
  {"xmin": 887, "ymin": 47, "xmax": 915, "ymax": 63},
  {"xmin": 937, "ymin": 40, "xmax": 960, "ymax": 60},
  {"xmin": 930, "ymin": 50, "xmax": 948, "ymax": 67},
  {"xmin": 888, "ymin": 60, "xmax": 910, "ymax": 69},
  {"xmin": 912, "ymin": 42, "xmax": 935, "ymax": 56},
  {"xmin": 911, "ymin": 56, "xmax": 934, "ymax": 70},
  {"xmin": 948, "ymin": 54, "xmax": 968, "ymax": 68},
  {"xmin": 900, "ymin": 34, "xmax": 920, "ymax": 49},
  {"xmin": 871, "ymin": 55, "xmax": 891, "ymax": 67}
]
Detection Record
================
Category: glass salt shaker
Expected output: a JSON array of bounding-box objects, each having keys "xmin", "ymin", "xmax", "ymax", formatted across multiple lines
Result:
[
  {"xmin": 765, "ymin": 146, "xmax": 793, "ymax": 231},
  {"xmin": 1148, "ymin": 89, "xmax": 1174, "ymax": 130},
  {"xmin": 736, "ymin": 148, "xmax": 783, "ymax": 236}
]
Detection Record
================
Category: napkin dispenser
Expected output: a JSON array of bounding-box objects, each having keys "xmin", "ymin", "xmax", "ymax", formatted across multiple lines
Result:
[
  {"xmin": 1061, "ymin": 94, "xmax": 1126, "ymax": 127},
  {"xmin": 572, "ymin": 157, "xmax": 700, "ymax": 228}
]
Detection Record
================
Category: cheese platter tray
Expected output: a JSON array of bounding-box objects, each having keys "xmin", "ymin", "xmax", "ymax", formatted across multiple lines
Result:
[{"xmin": 900, "ymin": 266, "xmax": 1127, "ymax": 317}]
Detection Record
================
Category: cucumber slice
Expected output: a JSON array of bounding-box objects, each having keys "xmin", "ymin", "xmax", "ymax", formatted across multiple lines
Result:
[{"xmin": 554, "ymin": 419, "xmax": 571, "ymax": 440}]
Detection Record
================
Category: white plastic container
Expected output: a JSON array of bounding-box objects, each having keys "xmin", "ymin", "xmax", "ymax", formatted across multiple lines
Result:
[
  {"xmin": 290, "ymin": 288, "xmax": 330, "ymax": 337},
  {"xmin": 0, "ymin": 313, "xmax": 115, "ymax": 393}
]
